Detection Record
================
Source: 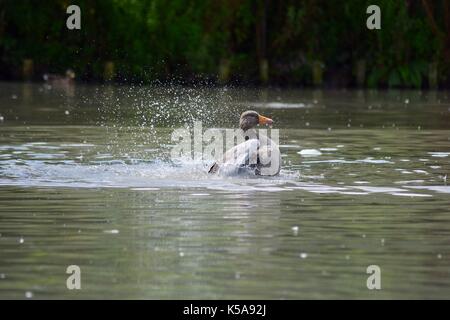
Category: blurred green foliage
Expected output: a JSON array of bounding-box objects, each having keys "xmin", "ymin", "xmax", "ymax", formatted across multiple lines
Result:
[{"xmin": 0, "ymin": 0, "xmax": 448, "ymax": 87}]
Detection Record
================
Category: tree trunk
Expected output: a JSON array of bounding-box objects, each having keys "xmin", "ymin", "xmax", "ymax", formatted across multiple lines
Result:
[
  {"xmin": 429, "ymin": 62, "xmax": 438, "ymax": 89},
  {"xmin": 103, "ymin": 61, "xmax": 115, "ymax": 82},
  {"xmin": 355, "ymin": 59, "xmax": 366, "ymax": 87},
  {"xmin": 312, "ymin": 61, "xmax": 324, "ymax": 87},
  {"xmin": 22, "ymin": 59, "xmax": 34, "ymax": 81},
  {"xmin": 218, "ymin": 58, "xmax": 231, "ymax": 84},
  {"xmin": 422, "ymin": 0, "xmax": 450, "ymax": 64},
  {"xmin": 256, "ymin": 0, "xmax": 269, "ymax": 84}
]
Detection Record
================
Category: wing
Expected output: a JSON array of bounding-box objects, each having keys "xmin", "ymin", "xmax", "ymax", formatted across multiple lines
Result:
[
  {"xmin": 254, "ymin": 132, "xmax": 281, "ymax": 176},
  {"xmin": 209, "ymin": 139, "xmax": 260, "ymax": 176},
  {"xmin": 257, "ymin": 144, "xmax": 281, "ymax": 176}
]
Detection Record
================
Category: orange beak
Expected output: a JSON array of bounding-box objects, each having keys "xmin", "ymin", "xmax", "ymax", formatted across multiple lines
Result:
[{"xmin": 258, "ymin": 114, "xmax": 273, "ymax": 126}]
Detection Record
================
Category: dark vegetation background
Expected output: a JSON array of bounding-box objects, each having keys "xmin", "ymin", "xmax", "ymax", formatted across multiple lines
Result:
[{"xmin": 0, "ymin": 0, "xmax": 449, "ymax": 88}]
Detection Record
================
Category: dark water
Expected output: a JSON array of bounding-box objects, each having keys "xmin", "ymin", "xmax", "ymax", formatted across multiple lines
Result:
[{"xmin": 0, "ymin": 82, "xmax": 449, "ymax": 299}]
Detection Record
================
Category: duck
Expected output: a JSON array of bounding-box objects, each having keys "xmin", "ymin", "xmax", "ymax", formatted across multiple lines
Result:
[
  {"xmin": 43, "ymin": 69, "xmax": 76, "ymax": 86},
  {"xmin": 208, "ymin": 110, "xmax": 281, "ymax": 176}
]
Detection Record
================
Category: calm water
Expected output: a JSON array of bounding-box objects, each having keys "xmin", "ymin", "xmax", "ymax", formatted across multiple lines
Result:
[{"xmin": 0, "ymin": 82, "xmax": 450, "ymax": 299}]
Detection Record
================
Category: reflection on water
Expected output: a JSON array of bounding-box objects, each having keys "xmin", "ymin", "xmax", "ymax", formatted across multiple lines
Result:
[{"xmin": 0, "ymin": 83, "xmax": 450, "ymax": 299}]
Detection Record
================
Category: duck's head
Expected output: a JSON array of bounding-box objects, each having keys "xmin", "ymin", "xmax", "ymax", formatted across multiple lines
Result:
[
  {"xmin": 239, "ymin": 110, "xmax": 273, "ymax": 131},
  {"xmin": 65, "ymin": 69, "xmax": 76, "ymax": 79}
]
